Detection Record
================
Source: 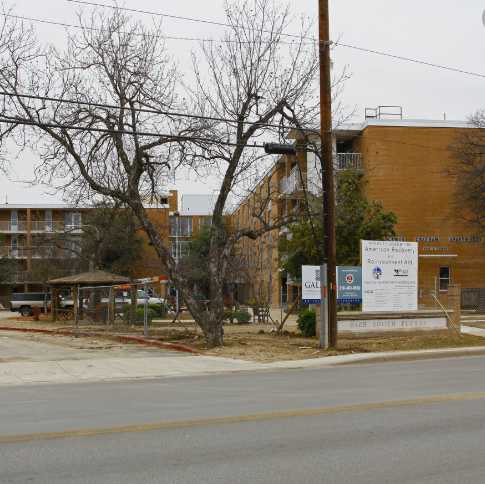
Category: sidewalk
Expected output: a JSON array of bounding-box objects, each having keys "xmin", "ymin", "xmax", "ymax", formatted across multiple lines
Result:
[
  {"xmin": 3, "ymin": 345, "xmax": 485, "ymax": 387},
  {"xmin": 461, "ymin": 325, "xmax": 485, "ymax": 337}
]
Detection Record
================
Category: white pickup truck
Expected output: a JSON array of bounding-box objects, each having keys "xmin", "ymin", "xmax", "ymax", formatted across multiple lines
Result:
[
  {"xmin": 10, "ymin": 292, "xmax": 51, "ymax": 316},
  {"xmin": 59, "ymin": 290, "xmax": 164, "ymax": 309}
]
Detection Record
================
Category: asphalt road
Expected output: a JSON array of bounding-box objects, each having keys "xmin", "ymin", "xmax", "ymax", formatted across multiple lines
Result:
[{"xmin": 2, "ymin": 355, "xmax": 485, "ymax": 483}]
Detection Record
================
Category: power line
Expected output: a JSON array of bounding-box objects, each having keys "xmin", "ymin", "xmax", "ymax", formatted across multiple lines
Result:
[
  {"xmin": 0, "ymin": 117, "xmax": 267, "ymax": 149},
  {"xmin": 4, "ymin": 12, "xmax": 485, "ymax": 80},
  {"xmin": 333, "ymin": 41, "xmax": 485, "ymax": 80},
  {"xmin": 0, "ymin": 115, "xmax": 473, "ymax": 157},
  {"xmin": 1, "ymin": 13, "xmax": 303, "ymax": 46},
  {"xmin": 0, "ymin": 93, "xmax": 477, "ymax": 156},
  {"xmin": 0, "ymin": 90, "xmax": 311, "ymax": 133},
  {"xmin": 64, "ymin": 1, "xmax": 485, "ymax": 80},
  {"xmin": 65, "ymin": 0, "xmax": 307, "ymax": 41}
]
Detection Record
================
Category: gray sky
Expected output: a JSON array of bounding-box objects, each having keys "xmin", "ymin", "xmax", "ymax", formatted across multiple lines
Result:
[{"xmin": 2, "ymin": 0, "xmax": 485, "ymax": 203}]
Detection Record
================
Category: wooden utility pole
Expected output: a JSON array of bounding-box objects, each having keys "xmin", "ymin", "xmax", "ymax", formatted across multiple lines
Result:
[{"xmin": 319, "ymin": 0, "xmax": 338, "ymax": 347}]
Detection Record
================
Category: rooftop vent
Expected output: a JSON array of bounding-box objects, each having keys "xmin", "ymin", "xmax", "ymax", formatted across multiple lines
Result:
[{"xmin": 365, "ymin": 105, "xmax": 403, "ymax": 120}]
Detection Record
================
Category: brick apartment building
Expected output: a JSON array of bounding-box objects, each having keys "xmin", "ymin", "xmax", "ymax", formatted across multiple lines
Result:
[
  {"xmin": 0, "ymin": 191, "xmax": 213, "ymax": 305},
  {"xmin": 232, "ymin": 116, "xmax": 485, "ymax": 309}
]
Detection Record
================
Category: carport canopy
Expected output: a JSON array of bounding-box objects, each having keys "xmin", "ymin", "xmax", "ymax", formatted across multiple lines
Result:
[{"xmin": 48, "ymin": 270, "xmax": 131, "ymax": 323}]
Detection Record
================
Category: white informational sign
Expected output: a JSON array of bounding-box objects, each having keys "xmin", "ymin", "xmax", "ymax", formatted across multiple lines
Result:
[
  {"xmin": 362, "ymin": 240, "xmax": 418, "ymax": 312},
  {"xmin": 302, "ymin": 265, "xmax": 321, "ymax": 304},
  {"xmin": 339, "ymin": 317, "xmax": 447, "ymax": 333}
]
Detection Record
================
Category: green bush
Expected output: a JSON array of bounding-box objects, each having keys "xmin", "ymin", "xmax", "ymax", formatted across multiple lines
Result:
[
  {"xmin": 148, "ymin": 303, "xmax": 168, "ymax": 318},
  {"xmin": 123, "ymin": 305, "xmax": 158, "ymax": 325},
  {"xmin": 233, "ymin": 310, "xmax": 251, "ymax": 324},
  {"xmin": 297, "ymin": 308, "xmax": 316, "ymax": 337},
  {"xmin": 223, "ymin": 310, "xmax": 251, "ymax": 324}
]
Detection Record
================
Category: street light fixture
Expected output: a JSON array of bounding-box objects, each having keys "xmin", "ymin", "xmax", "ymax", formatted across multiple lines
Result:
[{"xmin": 264, "ymin": 143, "xmax": 297, "ymax": 156}]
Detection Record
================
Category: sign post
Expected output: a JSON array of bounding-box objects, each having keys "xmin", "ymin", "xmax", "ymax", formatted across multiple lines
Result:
[
  {"xmin": 143, "ymin": 282, "xmax": 149, "ymax": 337},
  {"xmin": 302, "ymin": 265, "xmax": 328, "ymax": 349},
  {"xmin": 320, "ymin": 264, "xmax": 328, "ymax": 350}
]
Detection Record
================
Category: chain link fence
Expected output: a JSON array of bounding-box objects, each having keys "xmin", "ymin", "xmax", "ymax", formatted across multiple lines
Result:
[
  {"xmin": 53, "ymin": 283, "xmax": 169, "ymax": 334},
  {"xmin": 461, "ymin": 288, "xmax": 485, "ymax": 312}
]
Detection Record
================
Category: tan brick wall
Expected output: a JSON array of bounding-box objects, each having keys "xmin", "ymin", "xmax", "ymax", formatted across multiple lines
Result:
[
  {"xmin": 360, "ymin": 126, "xmax": 485, "ymax": 298},
  {"xmin": 231, "ymin": 125, "xmax": 485, "ymax": 308}
]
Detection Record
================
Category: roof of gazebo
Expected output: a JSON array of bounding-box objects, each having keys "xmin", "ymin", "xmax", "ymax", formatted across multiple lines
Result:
[{"xmin": 48, "ymin": 270, "xmax": 130, "ymax": 286}]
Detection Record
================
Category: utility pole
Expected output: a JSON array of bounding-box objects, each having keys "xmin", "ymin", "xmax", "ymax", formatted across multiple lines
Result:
[
  {"xmin": 174, "ymin": 211, "xmax": 180, "ymax": 316},
  {"xmin": 319, "ymin": 0, "xmax": 337, "ymax": 347}
]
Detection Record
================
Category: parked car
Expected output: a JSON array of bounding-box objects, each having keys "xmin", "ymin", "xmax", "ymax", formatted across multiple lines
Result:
[
  {"xmin": 59, "ymin": 290, "xmax": 164, "ymax": 309},
  {"xmin": 10, "ymin": 292, "xmax": 51, "ymax": 317}
]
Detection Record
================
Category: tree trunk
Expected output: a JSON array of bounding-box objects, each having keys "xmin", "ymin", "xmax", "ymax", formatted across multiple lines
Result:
[{"xmin": 204, "ymin": 319, "xmax": 224, "ymax": 348}]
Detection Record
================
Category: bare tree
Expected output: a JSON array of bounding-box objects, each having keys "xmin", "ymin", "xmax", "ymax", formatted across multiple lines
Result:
[
  {"xmin": 0, "ymin": 1, "xmax": 348, "ymax": 346},
  {"xmin": 0, "ymin": 8, "xmax": 37, "ymax": 169},
  {"xmin": 177, "ymin": 0, "xmax": 327, "ymax": 344},
  {"xmin": 451, "ymin": 111, "xmax": 485, "ymax": 233}
]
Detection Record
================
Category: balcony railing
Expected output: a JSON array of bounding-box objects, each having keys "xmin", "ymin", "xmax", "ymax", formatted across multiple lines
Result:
[
  {"xmin": 336, "ymin": 153, "xmax": 362, "ymax": 171},
  {"xmin": 30, "ymin": 221, "xmax": 68, "ymax": 232},
  {"xmin": 0, "ymin": 246, "xmax": 72, "ymax": 259},
  {"xmin": 10, "ymin": 271, "xmax": 36, "ymax": 283},
  {"xmin": 0, "ymin": 221, "xmax": 28, "ymax": 232},
  {"xmin": 0, "ymin": 220, "xmax": 80, "ymax": 233},
  {"xmin": 279, "ymin": 165, "xmax": 302, "ymax": 195}
]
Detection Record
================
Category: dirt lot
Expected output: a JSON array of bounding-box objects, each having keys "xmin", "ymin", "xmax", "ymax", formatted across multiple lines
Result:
[{"xmin": 2, "ymin": 312, "xmax": 485, "ymax": 363}]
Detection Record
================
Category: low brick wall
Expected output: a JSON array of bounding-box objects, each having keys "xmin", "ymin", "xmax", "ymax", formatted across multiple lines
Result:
[{"xmin": 337, "ymin": 310, "xmax": 453, "ymax": 335}]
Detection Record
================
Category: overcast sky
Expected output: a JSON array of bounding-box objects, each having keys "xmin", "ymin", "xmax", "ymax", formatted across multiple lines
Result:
[{"xmin": 2, "ymin": 0, "xmax": 485, "ymax": 203}]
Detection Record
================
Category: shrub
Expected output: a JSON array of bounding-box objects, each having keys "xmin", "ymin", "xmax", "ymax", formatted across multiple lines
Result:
[
  {"xmin": 123, "ymin": 305, "xmax": 158, "ymax": 325},
  {"xmin": 148, "ymin": 303, "xmax": 168, "ymax": 318},
  {"xmin": 297, "ymin": 308, "xmax": 316, "ymax": 337},
  {"xmin": 233, "ymin": 310, "xmax": 251, "ymax": 324},
  {"xmin": 223, "ymin": 310, "xmax": 251, "ymax": 324}
]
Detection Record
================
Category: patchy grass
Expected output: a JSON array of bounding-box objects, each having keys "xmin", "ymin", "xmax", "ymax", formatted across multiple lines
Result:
[
  {"xmin": 2, "ymin": 314, "xmax": 485, "ymax": 363},
  {"xmin": 196, "ymin": 329, "xmax": 485, "ymax": 362}
]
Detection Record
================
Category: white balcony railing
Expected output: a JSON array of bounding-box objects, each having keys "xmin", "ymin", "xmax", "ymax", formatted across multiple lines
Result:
[
  {"xmin": 0, "ymin": 220, "xmax": 77, "ymax": 233},
  {"xmin": 336, "ymin": 153, "xmax": 362, "ymax": 171},
  {"xmin": 279, "ymin": 165, "xmax": 302, "ymax": 195},
  {"xmin": 0, "ymin": 246, "xmax": 71, "ymax": 259},
  {"xmin": 10, "ymin": 271, "xmax": 35, "ymax": 283},
  {"xmin": 30, "ymin": 220, "xmax": 67, "ymax": 232},
  {"xmin": 0, "ymin": 221, "xmax": 28, "ymax": 232}
]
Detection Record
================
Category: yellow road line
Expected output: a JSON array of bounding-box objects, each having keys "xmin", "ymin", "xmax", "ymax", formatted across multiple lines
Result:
[{"xmin": 2, "ymin": 391, "xmax": 485, "ymax": 445}]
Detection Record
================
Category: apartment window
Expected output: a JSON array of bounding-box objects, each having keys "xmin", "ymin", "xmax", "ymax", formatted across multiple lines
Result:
[
  {"xmin": 45, "ymin": 210, "xmax": 53, "ymax": 231},
  {"xmin": 170, "ymin": 216, "xmax": 192, "ymax": 237},
  {"xmin": 200, "ymin": 217, "xmax": 212, "ymax": 229},
  {"xmin": 171, "ymin": 240, "xmax": 191, "ymax": 259},
  {"xmin": 439, "ymin": 266, "xmax": 450, "ymax": 292},
  {"xmin": 11, "ymin": 234, "xmax": 18, "ymax": 249},
  {"xmin": 64, "ymin": 212, "xmax": 82, "ymax": 230},
  {"xmin": 10, "ymin": 210, "xmax": 18, "ymax": 229},
  {"xmin": 65, "ymin": 237, "xmax": 81, "ymax": 259}
]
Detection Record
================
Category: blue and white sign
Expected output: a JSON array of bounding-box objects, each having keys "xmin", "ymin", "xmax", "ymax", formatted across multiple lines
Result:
[
  {"xmin": 302, "ymin": 265, "xmax": 321, "ymax": 304},
  {"xmin": 337, "ymin": 266, "xmax": 362, "ymax": 304}
]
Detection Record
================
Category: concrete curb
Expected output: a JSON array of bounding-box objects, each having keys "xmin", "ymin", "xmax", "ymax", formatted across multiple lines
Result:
[
  {"xmin": 0, "ymin": 326, "xmax": 198, "ymax": 355},
  {"xmin": 265, "ymin": 346, "xmax": 485, "ymax": 369},
  {"xmin": 2, "ymin": 325, "xmax": 485, "ymax": 369}
]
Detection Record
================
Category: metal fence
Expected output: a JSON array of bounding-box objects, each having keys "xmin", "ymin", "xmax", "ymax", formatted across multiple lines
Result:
[
  {"xmin": 461, "ymin": 288, "xmax": 485, "ymax": 312},
  {"xmin": 53, "ymin": 282, "xmax": 169, "ymax": 337}
]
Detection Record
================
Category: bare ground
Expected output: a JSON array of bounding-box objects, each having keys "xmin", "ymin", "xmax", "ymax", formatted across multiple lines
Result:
[{"xmin": 2, "ymin": 313, "xmax": 485, "ymax": 363}]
